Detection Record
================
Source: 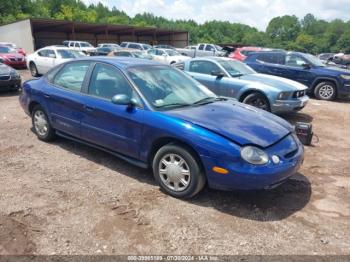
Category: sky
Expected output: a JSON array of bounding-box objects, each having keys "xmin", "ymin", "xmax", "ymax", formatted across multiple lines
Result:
[{"xmin": 81, "ymin": 0, "xmax": 350, "ymax": 31}]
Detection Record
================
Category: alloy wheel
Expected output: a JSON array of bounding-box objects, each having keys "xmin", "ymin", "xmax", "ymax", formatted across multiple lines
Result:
[{"xmin": 318, "ymin": 85, "xmax": 334, "ymax": 100}]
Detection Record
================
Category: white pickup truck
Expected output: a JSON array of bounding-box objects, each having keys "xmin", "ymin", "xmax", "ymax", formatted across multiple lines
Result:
[
  {"xmin": 176, "ymin": 43, "xmax": 226, "ymax": 58},
  {"xmin": 62, "ymin": 41, "xmax": 97, "ymax": 55}
]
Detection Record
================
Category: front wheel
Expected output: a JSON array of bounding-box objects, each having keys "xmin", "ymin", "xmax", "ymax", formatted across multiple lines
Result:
[
  {"xmin": 314, "ymin": 81, "xmax": 337, "ymax": 101},
  {"xmin": 32, "ymin": 105, "xmax": 56, "ymax": 141},
  {"xmin": 152, "ymin": 144, "xmax": 205, "ymax": 199},
  {"xmin": 242, "ymin": 92, "xmax": 270, "ymax": 111}
]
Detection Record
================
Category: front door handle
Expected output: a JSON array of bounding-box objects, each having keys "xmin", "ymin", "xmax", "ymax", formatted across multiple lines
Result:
[{"xmin": 43, "ymin": 93, "xmax": 50, "ymax": 98}]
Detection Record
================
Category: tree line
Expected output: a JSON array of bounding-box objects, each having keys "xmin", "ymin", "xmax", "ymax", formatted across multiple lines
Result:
[{"xmin": 1, "ymin": 0, "xmax": 350, "ymax": 54}]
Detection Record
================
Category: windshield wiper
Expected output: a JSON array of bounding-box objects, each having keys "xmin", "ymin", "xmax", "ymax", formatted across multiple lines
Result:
[
  {"xmin": 192, "ymin": 96, "xmax": 226, "ymax": 106},
  {"xmin": 154, "ymin": 102, "xmax": 191, "ymax": 109}
]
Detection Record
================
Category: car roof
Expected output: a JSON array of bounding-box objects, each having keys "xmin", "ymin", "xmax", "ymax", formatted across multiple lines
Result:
[
  {"xmin": 187, "ymin": 57, "xmax": 232, "ymax": 63},
  {"xmin": 74, "ymin": 57, "xmax": 162, "ymax": 69},
  {"xmin": 39, "ymin": 46, "xmax": 74, "ymax": 50}
]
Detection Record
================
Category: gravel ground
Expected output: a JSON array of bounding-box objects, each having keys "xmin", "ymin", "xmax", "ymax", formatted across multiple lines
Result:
[{"xmin": 0, "ymin": 70, "xmax": 349, "ymax": 255}]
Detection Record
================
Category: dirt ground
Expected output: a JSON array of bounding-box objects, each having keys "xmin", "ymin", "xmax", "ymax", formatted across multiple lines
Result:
[{"xmin": 0, "ymin": 70, "xmax": 349, "ymax": 256}]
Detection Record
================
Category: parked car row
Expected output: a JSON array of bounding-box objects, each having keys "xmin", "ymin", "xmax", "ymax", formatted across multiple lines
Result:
[
  {"xmin": 19, "ymin": 56, "xmax": 305, "ymax": 199},
  {"xmin": 174, "ymin": 57, "xmax": 309, "ymax": 113}
]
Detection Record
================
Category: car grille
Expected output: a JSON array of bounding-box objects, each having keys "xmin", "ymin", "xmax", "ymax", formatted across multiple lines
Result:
[
  {"xmin": 293, "ymin": 90, "xmax": 306, "ymax": 98},
  {"xmin": 9, "ymin": 58, "xmax": 23, "ymax": 62},
  {"xmin": 0, "ymin": 75, "xmax": 10, "ymax": 81}
]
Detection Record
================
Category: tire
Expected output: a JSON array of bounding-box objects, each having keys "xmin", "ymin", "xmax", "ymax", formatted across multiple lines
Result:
[
  {"xmin": 31, "ymin": 105, "xmax": 56, "ymax": 141},
  {"xmin": 314, "ymin": 81, "xmax": 337, "ymax": 101},
  {"xmin": 152, "ymin": 144, "xmax": 205, "ymax": 199},
  {"xmin": 242, "ymin": 92, "xmax": 270, "ymax": 111},
  {"xmin": 29, "ymin": 62, "xmax": 38, "ymax": 77}
]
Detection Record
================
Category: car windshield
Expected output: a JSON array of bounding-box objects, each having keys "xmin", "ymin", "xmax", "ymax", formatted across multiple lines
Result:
[
  {"xmin": 0, "ymin": 46, "xmax": 16, "ymax": 53},
  {"xmin": 215, "ymin": 45, "xmax": 223, "ymax": 51},
  {"xmin": 133, "ymin": 51, "xmax": 150, "ymax": 59},
  {"xmin": 216, "ymin": 59, "xmax": 256, "ymax": 76},
  {"xmin": 165, "ymin": 50, "xmax": 181, "ymax": 56},
  {"xmin": 304, "ymin": 54, "xmax": 325, "ymax": 67},
  {"xmin": 127, "ymin": 66, "xmax": 216, "ymax": 109},
  {"xmin": 57, "ymin": 49, "xmax": 86, "ymax": 58},
  {"xmin": 80, "ymin": 42, "xmax": 92, "ymax": 47},
  {"xmin": 143, "ymin": 44, "xmax": 152, "ymax": 50}
]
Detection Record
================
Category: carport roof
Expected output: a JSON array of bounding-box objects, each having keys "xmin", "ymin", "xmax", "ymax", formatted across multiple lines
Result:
[{"xmin": 29, "ymin": 18, "xmax": 188, "ymax": 36}]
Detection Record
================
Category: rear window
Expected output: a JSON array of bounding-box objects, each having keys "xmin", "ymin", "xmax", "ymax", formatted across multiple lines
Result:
[
  {"xmin": 128, "ymin": 44, "xmax": 142, "ymax": 50},
  {"xmin": 256, "ymin": 53, "xmax": 285, "ymax": 65}
]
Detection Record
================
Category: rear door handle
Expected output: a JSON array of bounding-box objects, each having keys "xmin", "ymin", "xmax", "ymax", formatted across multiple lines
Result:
[
  {"xmin": 84, "ymin": 105, "xmax": 95, "ymax": 111},
  {"xmin": 43, "ymin": 93, "xmax": 50, "ymax": 98}
]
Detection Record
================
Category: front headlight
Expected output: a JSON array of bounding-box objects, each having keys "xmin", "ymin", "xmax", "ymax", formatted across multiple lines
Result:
[
  {"xmin": 277, "ymin": 92, "xmax": 291, "ymax": 100},
  {"xmin": 340, "ymin": 74, "xmax": 350, "ymax": 80},
  {"xmin": 10, "ymin": 70, "xmax": 20, "ymax": 79},
  {"xmin": 241, "ymin": 146, "xmax": 269, "ymax": 165}
]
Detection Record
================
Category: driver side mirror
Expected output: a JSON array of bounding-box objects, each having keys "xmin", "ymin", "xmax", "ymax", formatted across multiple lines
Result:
[
  {"xmin": 211, "ymin": 70, "xmax": 225, "ymax": 78},
  {"xmin": 111, "ymin": 94, "xmax": 139, "ymax": 108},
  {"xmin": 302, "ymin": 63, "xmax": 311, "ymax": 69}
]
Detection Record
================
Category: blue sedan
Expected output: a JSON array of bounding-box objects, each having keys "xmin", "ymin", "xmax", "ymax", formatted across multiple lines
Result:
[
  {"xmin": 175, "ymin": 57, "xmax": 309, "ymax": 113},
  {"xmin": 19, "ymin": 57, "xmax": 304, "ymax": 198}
]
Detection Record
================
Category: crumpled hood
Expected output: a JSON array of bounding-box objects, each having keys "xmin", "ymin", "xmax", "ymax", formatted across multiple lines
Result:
[
  {"xmin": 163, "ymin": 100, "xmax": 293, "ymax": 148},
  {"xmin": 240, "ymin": 73, "xmax": 307, "ymax": 91}
]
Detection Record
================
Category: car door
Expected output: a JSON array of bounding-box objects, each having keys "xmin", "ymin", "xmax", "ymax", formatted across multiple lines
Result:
[
  {"xmin": 45, "ymin": 61, "xmax": 92, "ymax": 137},
  {"xmin": 282, "ymin": 54, "xmax": 315, "ymax": 86},
  {"xmin": 187, "ymin": 60, "xmax": 225, "ymax": 94},
  {"xmin": 80, "ymin": 62, "xmax": 144, "ymax": 158},
  {"xmin": 153, "ymin": 49, "xmax": 167, "ymax": 64},
  {"xmin": 204, "ymin": 44, "xmax": 215, "ymax": 56},
  {"xmin": 41, "ymin": 49, "xmax": 56, "ymax": 74}
]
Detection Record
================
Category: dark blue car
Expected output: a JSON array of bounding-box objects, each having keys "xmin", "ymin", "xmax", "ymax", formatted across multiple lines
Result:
[
  {"xmin": 19, "ymin": 57, "xmax": 304, "ymax": 198},
  {"xmin": 245, "ymin": 51, "xmax": 350, "ymax": 101}
]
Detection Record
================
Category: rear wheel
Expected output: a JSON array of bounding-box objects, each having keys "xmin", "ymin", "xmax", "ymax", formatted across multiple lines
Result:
[
  {"xmin": 29, "ymin": 62, "xmax": 38, "ymax": 77},
  {"xmin": 152, "ymin": 144, "xmax": 205, "ymax": 199},
  {"xmin": 314, "ymin": 81, "xmax": 337, "ymax": 101},
  {"xmin": 242, "ymin": 92, "xmax": 270, "ymax": 111},
  {"xmin": 32, "ymin": 105, "xmax": 56, "ymax": 141}
]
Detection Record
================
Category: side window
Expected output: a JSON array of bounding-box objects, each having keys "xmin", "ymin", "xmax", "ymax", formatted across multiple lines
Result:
[
  {"xmin": 46, "ymin": 49, "xmax": 56, "ymax": 58},
  {"xmin": 148, "ymin": 49, "xmax": 156, "ymax": 55},
  {"xmin": 120, "ymin": 42, "xmax": 127, "ymax": 47},
  {"xmin": 156, "ymin": 50, "xmax": 165, "ymax": 56},
  {"xmin": 115, "ymin": 52, "xmax": 131, "ymax": 57},
  {"xmin": 46, "ymin": 65, "xmax": 63, "ymax": 83},
  {"xmin": 88, "ymin": 63, "xmax": 138, "ymax": 101},
  {"xmin": 74, "ymin": 42, "xmax": 80, "ymax": 48},
  {"xmin": 69, "ymin": 42, "xmax": 74, "ymax": 47},
  {"xmin": 205, "ymin": 45, "xmax": 214, "ymax": 51},
  {"xmin": 53, "ymin": 62, "xmax": 90, "ymax": 92},
  {"xmin": 128, "ymin": 44, "xmax": 141, "ymax": 50},
  {"xmin": 198, "ymin": 44, "xmax": 205, "ymax": 50},
  {"xmin": 285, "ymin": 54, "xmax": 307, "ymax": 68},
  {"xmin": 257, "ymin": 53, "xmax": 284, "ymax": 65},
  {"xmin": 189, "ymin": 61, "xmax": 222, "ymax": 75},
  {"xmin": 38, "ymin": 50, "xmax": 48, "ymax": 57}
]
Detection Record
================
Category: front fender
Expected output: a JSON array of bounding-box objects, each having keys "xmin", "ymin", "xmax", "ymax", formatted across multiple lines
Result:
[{"xmin": 139, "ymin": 110, "xmax": 241, "ymax": 165}]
